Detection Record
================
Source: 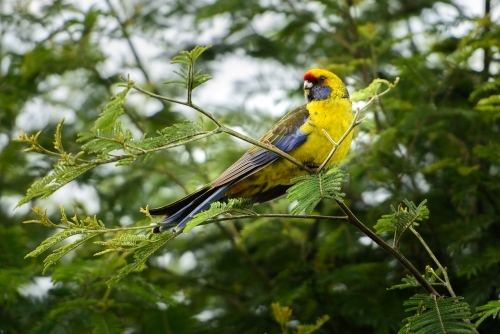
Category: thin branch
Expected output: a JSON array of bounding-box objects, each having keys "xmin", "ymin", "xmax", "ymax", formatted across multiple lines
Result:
[
  {"xmin": 204, "ymin": 213, "xmax": 349, "ymax": 224},
  {"xmin": 334, "ymin": 199, "xmax": 439, "ymax": 296},
  {"xmin": 410, "ymin": 227, "xmax": 456, "ymax": 297},
  {"xmin": 220, "ymin": 126, "xmax": 313, "ymax": 172},
  {"xmin": 132, "ymin": 84, "xmax": 314, "ymax": 172},
  {"xmin": 105, "ymin": 0, "xmax": 151, "ymax": 83},
  {"xmin": 433, "ymin": 295, "xmax": 447, "ymax": 333}
]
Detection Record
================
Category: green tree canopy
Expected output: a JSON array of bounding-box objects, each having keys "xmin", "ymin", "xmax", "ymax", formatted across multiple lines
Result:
[{"xmin": 1, "ymin": 0, "xmax": 499, "ymax": 333}]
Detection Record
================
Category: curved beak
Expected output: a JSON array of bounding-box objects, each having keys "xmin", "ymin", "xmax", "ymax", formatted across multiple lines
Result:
[{"xmin": 303, "ymin": 80, "xmax": 314, "ymax": 102}]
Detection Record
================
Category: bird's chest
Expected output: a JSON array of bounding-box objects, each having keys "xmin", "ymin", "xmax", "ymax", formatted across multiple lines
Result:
[{"xmin": 297, "ymin": 100, "xmax": 353, "ymax": 164}]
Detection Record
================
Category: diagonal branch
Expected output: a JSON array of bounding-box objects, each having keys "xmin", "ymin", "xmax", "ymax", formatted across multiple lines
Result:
[
  {"xmin": 334, "ymin": 199, "xmax": 439, "ymax": 296},
  {"xmin": 132, "ymin": 84, "xmax": 314, "ymax": 173}
]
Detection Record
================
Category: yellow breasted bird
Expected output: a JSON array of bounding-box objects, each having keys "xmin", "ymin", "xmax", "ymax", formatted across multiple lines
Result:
[{"xmin": 150, "ymin": 69, "xmax": 353, "ymax": 233}]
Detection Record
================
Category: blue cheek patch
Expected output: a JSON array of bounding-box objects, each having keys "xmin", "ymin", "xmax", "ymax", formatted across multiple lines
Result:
[{"xmin": 311, "ymin": 86, "xmax": 332, "ymax": 101}]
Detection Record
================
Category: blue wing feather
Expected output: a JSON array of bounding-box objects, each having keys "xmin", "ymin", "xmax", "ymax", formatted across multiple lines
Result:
[{"xmin": 211, "ymin": 105, "xmax": 309, "ymax": 187}]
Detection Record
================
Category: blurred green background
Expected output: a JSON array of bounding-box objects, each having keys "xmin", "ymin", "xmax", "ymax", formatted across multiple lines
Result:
[{"xmin": 1, "ymin": 0, "xmax": 499, "ymax": 333}]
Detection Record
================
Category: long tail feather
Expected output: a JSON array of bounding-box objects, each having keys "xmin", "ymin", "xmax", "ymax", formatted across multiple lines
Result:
[
  {"xmin": 151, "ymin": 185, "xmax": 229, "ymax": 233},
  {"xmin": 149, "ymin": 185, "xmax": 212, "ymax": 216},
  {"xmin": 172, "ymin": 185, "xmax": 229, "ymax": 231}
]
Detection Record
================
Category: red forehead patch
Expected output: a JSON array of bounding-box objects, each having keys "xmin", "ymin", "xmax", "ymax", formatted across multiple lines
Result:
[{"xmin": 303, "ymin": 72, "xmax": 317, "ymax": 82}]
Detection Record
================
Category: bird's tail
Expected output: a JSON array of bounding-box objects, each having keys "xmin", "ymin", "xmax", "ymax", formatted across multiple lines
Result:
[{"xmin": 150, "ymin": 185, "xmax": 229, "ymax": 233}]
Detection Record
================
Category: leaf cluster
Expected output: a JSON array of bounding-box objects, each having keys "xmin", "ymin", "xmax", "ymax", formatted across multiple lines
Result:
[
  {"xmin": 286, "ymin": 164, "xmax": 347, "ymax": 215},
  {"xmin": 14, "ymin": 48, "xmax": 213, "ymax": 206},
  {"xmin": 400, "ymin": 294, "xmax": 475, "ymax": 334}
]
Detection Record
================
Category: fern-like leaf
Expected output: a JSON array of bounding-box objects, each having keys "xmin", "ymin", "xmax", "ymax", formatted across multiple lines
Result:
[
  {"xmin": 296, "ymin": 315, "xmax": 330, "ymax": 334},
  {"xmin": 286, "ymin": 164, "xmax": 347, "ymax": 215},
  {"xmin": 17, "ymin": 164, "xmax": 94, "ymax": 207},
  {"xmin": 469, "ymin": 80, "xmax": 499, "ymax": 102},
  {"xmin": 137, "ymin": 121, "xmax": 204, "ymax": 151},
  {"xmin": 23, "ymin": 206, "xmax": 60, "ymax": 228},
  {"xmin": 472, "ymin": 300, "xmax": 500, "ymax": 327},
  {"xmin": 90, "ymin": 312, "xmax": 123, "ymax": 334},
  {"xmin": 399, "ymin": 294, "xmax": 475, "ymax": 334},
  {"xmin": 107, "ymin": 231, "xmax": 181, "ymax": 286},
  {"xmin": 271, "ymin": 302, "xmax": 293, "ymax": 332},
  {"xmin": 49, "ymin": 298, "xmax": 101, "ymax": 319},
  {"xmin": 94, "ymin": 233, "xmax": 151, "ymax": 256},
  {"xmin": 164, "ymin": 45, "xmax": 212, "ymax": 90},
  {"xmin": 183, "ymin": 198, "xmax": 254, "ymax": 233},
  {"xmin": 24, "ymin": 206, "xmax": 108, "ymax": 273},
  {"xmin": 42, "ymin": 233, "xmax": 101, "ymax": 274},
  {"xmin": 374, "ymin": 199, "xmax": 428, "ymax": 234},
  {"xmin": 53, "ymin": 118, "xmax": 65, "ymax": 153},
  {"xmin": 389, "ymin": 267, "xmax": 443, "ymax": 290},
  {"xmin": 78, "ymin": 121, "xmax": 132, "ymax": 154},
  {"xmin": 389, "ymin": 275, "xmax": 421, "ymax": 290},
  {"xmin": 92, "ymin": 85, "xmax": 131, "ymax": 130}
]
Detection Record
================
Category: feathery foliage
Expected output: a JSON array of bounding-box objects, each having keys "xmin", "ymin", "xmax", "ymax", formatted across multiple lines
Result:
[
  {"xmin": 4, "ymin": 1, "xmax": 500, "ymax": 333},
  {"xmin": 389, "ymin": 267, "xmax": 444, "ymax": 291},
  {"xmin": 472, "ymin": 300, "xmax": 500, "ymax": 327},
  {"xmin": 374, "ymin": 200, "xmax": 429, "ymax": 234},
  {"xmin": 399, "ymin": 294, "xmax": 475, "ymax": 334},
  {"xmin": 90, "ymin": 312, "xmax": 123, "ymax": 334},
  {"xmin": 24, "ymin": 205, "xmax": 106, "ymax": 273},
  {"xmin": 164, "ymin": 45, "xmax": 212, "ymax": 91},
  {"xmin": 183, "ymin": 198, "xmax": 254, "ymax": 233},
  {"xmin": 107, "ymin": 230, "xmax": 181, "ymax": 286},
  {"xmin": 15, "ymin": 48, "xmax": 212, "ymax": 207},
  {"xmin": 374, "ymin": 199, "xmax": 429, "ymax": 249},
  {"xmin": 286, "ymin": 164, "xmax": 347, "ymax": 215},
  {"xmin": 271, "ymin": 302, "xmax": 329, "ymax": 334}
]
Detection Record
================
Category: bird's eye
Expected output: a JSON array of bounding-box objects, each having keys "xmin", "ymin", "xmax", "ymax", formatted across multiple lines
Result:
[{"xmin": 318, "ymin": 76, "xmax": 326, "ymax": 82}]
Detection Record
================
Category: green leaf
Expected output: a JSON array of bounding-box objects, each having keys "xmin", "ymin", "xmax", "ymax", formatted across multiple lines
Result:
[
  {"xmin": 42, "ymin": 233, "xmax": 101, "ymax": 274},
  {"xmin": 24, "ymin": 228, "xmax": 88, "ymax": 259},
  {"xmin": 49, "ymin": 298, "xmax": 101, "ymax": 320},
  {"xmin": 190, "ymin": 45, "xmax": 211, "ymax": 61},
  {"xmin": 351, "ymin": 80, "xmax": 381, "ymax": 101},
  {"xmin": 296, "ymin": 315, "xmax": 330, "ymax": 334},
  {"xmin": 94, "ymin": 233, "xmax": 150, "ymax": 256},
  {"xmin": 399, "ymin": 294, "xmax": 475, "ymax": 334},
  {"xmin": 271, "ymin": 302, "xmax": 292, "ymax": 328},
  {"xmin": 162, "ymin": 79, "xmax": 188, "ymax": 88},
  {"xmin": 164, "ymin": 45, "xmax": 212, "ymax": 90},
  {"xmin": 183, "ymin": 198, "xmax": 254, "ymax": 233},
  {"xmin": 374, "ymin": 199, "xmax": 428, "ymax": 234},
  {"xmin": 107, "ymin": 231, "xmax": 182, "ymax": 286},
  {"xmin": 17, "ymin": 164, "xmax": 94, "ymax": 207},
  {"xmin": 92, "ymin": 85, "xmax": 131, "ymax": 131},
  {"xmin": 53, "ymin": 118, "xmax": 65, "ymax": 153},
  {"xmin": 79, "ymin": 121, "xmax": 132, "ymax": 154},
  {"xmin": 286, "ymin": 164, "xmax": 347, "ymax": 215},
  {"xmin": 476, "ymin": 94, "xmax": 500, "ymax": 106},
  {"xmin": 90, "ymin": 312, "xmax": 123, "ymax": 334},
  {"xmin": 23, "ymin": 207, "xmax": 60, "ymax": 228},
  {"xmin": 472, "ymin": 300, "xmax": 500, "ymax": 327},
  {"xmin": 137, "ymin": 121, "xmax": 204, "ymax": 151},
  {"xmin": 388, "ymin": 275, "xmax": 421, "ymax": 290},
  {"xmin": 193, "ymin": 70, "xmax": 212, "ymax": 89}
]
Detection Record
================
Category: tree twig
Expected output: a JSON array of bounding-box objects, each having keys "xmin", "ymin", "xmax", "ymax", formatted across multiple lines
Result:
[
  {"xmin": 410, "ymin": 227, "xmax": 456, "ymax": 297},
  {"xmin": 132, "ymin": 84, "xmax": 314, "ymax": 172},
  {"xmin": 334, "ymin": 199, "xmax": 439, "ymax": 296}
]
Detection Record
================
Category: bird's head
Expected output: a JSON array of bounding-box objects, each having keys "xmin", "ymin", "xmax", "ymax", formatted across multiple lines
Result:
[{"xmin": 303, "ymin": 69, "xmax": 349, "ymax": 103}]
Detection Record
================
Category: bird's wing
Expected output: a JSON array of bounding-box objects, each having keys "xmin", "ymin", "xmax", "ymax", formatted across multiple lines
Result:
[{"xmin": 211, "ymin": 105, "xmax": 310, "ymax": 187}]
